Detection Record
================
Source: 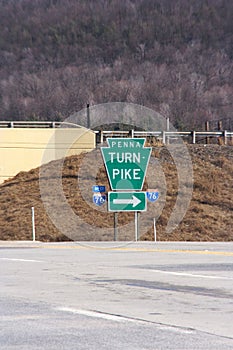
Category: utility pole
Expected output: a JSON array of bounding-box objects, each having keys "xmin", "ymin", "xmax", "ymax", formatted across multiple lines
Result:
[{"xmin": 87, "ymin": 103, "xmax": 90, "ymax": 129}]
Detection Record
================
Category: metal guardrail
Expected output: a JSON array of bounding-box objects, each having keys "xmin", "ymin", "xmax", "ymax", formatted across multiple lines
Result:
[
  {"xmin": 0, "ymin": 121, "xmax": 62, "ymax": 128},
  {"xmin": 97, "ymin": 130, "xmax": 233, "ymax": 145},
  {"xmin": 0, "ymin": 121, "xmax": 87, "ymax": 129},
  {"xmin": 0, "ymin": 122, "xmax": 232, "ymax": 144}
]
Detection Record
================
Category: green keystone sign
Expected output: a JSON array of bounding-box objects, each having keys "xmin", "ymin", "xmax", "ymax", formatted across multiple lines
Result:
[
  {"xmin": 101, "ymin": 138, "xmax": 151, "ymax": 190},
  {"xmin": 108, "ymin": 192, "xmax": 147, "ymax": 212}
]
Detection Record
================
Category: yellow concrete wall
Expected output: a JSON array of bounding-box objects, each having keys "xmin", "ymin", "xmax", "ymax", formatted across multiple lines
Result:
[{"xmin": 0, "ymin": 128, "xmax": 95, "ymax": 183}]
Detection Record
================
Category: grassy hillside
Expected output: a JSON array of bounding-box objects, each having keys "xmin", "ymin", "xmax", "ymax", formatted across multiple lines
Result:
[{"xmin": 0, "ymin": 144, "xmax": 232, "ymax": 242}]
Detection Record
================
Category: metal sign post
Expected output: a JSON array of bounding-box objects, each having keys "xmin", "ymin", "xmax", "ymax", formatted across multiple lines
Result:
[
  {"xmin": 153, "ymin": 218, "xmax": 157, "ymax": 242},
  {"xmin": 114, "ymin": 212, "xmax": 118, "ymax": 241},
  {"xmin": 31, "ymin": 207, "xmax": 35, "ymax": 242},
  {"xmin": 135, "ymin": 212, "xmax": 139, "ymax": 241}
]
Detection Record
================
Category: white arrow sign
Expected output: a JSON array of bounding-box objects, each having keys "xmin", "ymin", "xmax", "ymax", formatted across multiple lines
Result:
[{"xmin": 113, "ymin": 195, "xmax": 141, "ymax": 208}]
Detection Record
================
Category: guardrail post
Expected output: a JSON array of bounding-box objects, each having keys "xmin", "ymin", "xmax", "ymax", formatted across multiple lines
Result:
[
  {"xmin": 223, "ymin": 130, "xmax": 227, "ymax": 145},
  {"xmin": 192, "ymin": 131, "xmax": 196, "ymax": 144},
  {"xmin": 162, "ymin": 131, "xmax": 166, "ymax": 144},
  {"xmin": 166, "ymin": 118, "xmax": 170, "ymax": 145},
  {"xmin": 100, "ymin": 130, "xmax": 104, "ymax": 143}
]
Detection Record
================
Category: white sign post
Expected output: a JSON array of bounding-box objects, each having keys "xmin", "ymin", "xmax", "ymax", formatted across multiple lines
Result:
[
  {"xmin": 31, "ymin": 207, "xmax": 36, "ymax": 242},
  {"xmin": 153, "ymin": 218, "xmax": 157, "ymax": 242}
]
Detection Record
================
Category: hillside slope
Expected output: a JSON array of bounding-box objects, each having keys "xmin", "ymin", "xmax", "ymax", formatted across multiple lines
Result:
[
  {"xmin": 0, "ymin": 145, "xmax": 232, "ymax": 242},
  {"xmin": 0, "ymin": 0, "xmax": 232, "ymax": 129}
]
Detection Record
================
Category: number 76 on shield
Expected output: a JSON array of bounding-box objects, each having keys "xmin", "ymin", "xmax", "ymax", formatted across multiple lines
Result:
[{"xmin": 146, "ymin": 190, "xmax": 159, "ymax": 202}]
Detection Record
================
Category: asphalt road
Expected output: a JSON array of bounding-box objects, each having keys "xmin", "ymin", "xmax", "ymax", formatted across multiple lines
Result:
[{"xmin": 0, "ymin": 241, "xmax": 233, "ymax": 349}]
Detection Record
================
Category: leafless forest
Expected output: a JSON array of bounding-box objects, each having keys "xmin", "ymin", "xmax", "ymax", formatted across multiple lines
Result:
[{"xmin": 0, "ymin": 0, "xmax": 232, "ymax": 129}]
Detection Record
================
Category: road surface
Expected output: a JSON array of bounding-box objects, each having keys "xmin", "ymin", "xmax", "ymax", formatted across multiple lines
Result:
[{"xmin": 0, "ymin": 241, "xmax": 233, "ymax": 349}]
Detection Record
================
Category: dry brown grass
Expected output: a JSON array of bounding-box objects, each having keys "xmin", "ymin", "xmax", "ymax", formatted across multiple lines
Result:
[{"xmin": 0, "ymin": 144, "xmax": 232, "ymax": 241}]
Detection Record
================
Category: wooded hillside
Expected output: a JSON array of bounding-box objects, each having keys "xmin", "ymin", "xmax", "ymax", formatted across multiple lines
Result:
[{"xmin": 0, "ymin": 0, "xmax": 232, "ymax": 129}]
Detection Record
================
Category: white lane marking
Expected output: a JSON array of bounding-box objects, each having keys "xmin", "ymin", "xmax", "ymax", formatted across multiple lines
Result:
[
  {"xmin": 56, "ymin": 307, "xmax": 194, "ymax": 334},
  {"xmin": 158, "ymin": 325, "xmax": 194, "ymax": 334},
  {"xmin": 151, "ymin": 269, "xmax": 233, "ymax": 280},
  {"xmin": 0, "ymin": 258, "xmax": 43, "ymax": 263},
  {"xmin": 56, "ymin": 307, "xmax": 138, "ymax": 323}
]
